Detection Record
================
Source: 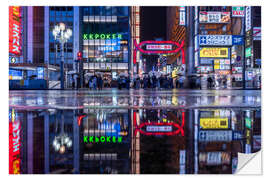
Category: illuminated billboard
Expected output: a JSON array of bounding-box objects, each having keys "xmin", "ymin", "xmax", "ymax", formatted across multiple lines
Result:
[
  {"xmin": 199, "ymin": 11, "xmax": 230, "ymax": 23},
  {"xmin": 200, "ymin": 48, "xmax": 229, "ymax": 58},
  {"xmin": 200, "ymin": 118, "xmax": 229, "ymax": 129},
  {"xmin": 9, "ymin": 6, "xmax": 22, "ymax": 56}
]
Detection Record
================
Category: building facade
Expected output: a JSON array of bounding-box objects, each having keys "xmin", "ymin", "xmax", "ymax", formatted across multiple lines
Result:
[
  {"xmin": 9, "ymin": 6, "xmax": 137, "ymax": 89},
  {"xmin": 166, "ymin": 6, "xmax": 261, "ymax": 89}
]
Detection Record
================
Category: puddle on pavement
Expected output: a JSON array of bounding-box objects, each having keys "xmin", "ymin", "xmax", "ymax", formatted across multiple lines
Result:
[{"xmin": 9, "ymin": 107, "xmax": 261, "ymax": 174}]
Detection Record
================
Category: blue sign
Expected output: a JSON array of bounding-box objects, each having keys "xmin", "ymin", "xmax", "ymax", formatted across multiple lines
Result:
[
  {"xmin": 199, "ymin": 35, "xmax": 244, "ymax": 46},
  {"xmin": 232, "ymin": 35, "xmax": 244, "ymax": 45},
  {"xmin": 199, "ymin": 35, "xmax": 232, "ymax": 46},
  {"xmin": 9, "ymin": 69, "xmax": 22, "ymax": 77},
  {"xmin": 255, "ymin": 59, "xmax": 261, "ymax": 65},
  {"xmin": 37, "ymin": 67, "xmax": 44, "ymax": 79}
]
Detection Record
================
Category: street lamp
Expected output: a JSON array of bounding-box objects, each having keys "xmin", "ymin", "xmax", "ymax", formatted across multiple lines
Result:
[{"xmin": 52, "ymin": 23, "xmax": 72, "ymax": 90}]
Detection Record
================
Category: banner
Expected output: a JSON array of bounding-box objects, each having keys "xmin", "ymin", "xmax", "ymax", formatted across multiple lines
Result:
[
  {"xmin": 199, "ymin": 11, "xmax": 230, "ymax": 23},
  {"xmin": 200, "ymin": 48, "xmax": 229, "ymax": 58}
]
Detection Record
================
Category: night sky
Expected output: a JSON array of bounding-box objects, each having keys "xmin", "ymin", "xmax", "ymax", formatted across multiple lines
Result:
[
  {"xmin": 140, "ymin": 7, "xmax": 167, "ymax": 41},
  {"xmin": 140, "ymin": 7, "xmax": 167, "ymax": 72}
]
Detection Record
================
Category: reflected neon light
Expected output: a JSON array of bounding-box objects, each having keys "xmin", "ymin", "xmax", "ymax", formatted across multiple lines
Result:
[
  {"xmin": 84, "ymin": 136, "xmax": 123, "ymax": 143},
  {"xmin": 133, "ymin": 111, "xmax": 185, "ymax": 136}
]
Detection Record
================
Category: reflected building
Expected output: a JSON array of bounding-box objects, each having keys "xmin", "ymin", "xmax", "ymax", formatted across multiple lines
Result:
[{"xmin": 9, "ymin": 107, "xmax": 261, "ymax": 174}]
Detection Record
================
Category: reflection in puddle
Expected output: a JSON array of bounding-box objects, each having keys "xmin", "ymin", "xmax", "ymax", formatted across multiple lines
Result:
[{"xmin": 9, "ymin": 108, "xmax": 261, "ymax": 174}]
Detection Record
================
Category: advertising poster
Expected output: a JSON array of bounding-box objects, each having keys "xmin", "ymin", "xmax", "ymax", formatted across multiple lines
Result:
[
  {"xmin": 200, "ymin": 48, "xmax": 229, "ymax": 58},
  {"xmin": 199, "ymin": 11, "xmax": 230, "ymax": 23}
]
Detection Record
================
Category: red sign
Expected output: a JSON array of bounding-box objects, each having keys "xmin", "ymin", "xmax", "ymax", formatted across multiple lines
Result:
[
  {"xmin": 9, "ymin": 6, "xmax": 22, "ymax": 55},
  {"xmin": 9, "ymin": 120, "xmax": 21, "ymax": 174}
]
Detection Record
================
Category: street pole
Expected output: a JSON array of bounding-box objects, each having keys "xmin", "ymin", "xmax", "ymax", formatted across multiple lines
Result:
[{"xmin": 60, "ymin": 42, "xmax": 64, "ymax": 90}]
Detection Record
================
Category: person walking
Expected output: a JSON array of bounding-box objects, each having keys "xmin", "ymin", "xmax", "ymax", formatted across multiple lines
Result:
[
  {"xmin": 207, "ymin": 76, "xmax": 213, "ymax": 89},
  {"xmin": 97, "ymin": 74, "xmax": 103, "ymax": 90},
  {"xmin": 92, "ymin": 75, "xmax": 97, "ymax": 90},
  {"xmin": 143, "ymin": 75, "xmax": 148, "ymax": 89},
  {"xmin": 196, "ymin": 76, "xmax": 201, "ymax": 90},
  {"xmin": 223, "ymin": 76, "xmax": 227, "ymax": 89},
  {"xmin": 126, "ymin": 76, "xmax": 130, "ymax": 90}
]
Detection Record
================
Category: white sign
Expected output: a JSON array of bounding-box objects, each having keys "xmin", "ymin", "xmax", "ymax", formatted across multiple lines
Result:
[
  {"xmin": 199, "ymin": 35, "xmax": 232, "ymax": 46},
  {"xmin": 146, "ymin": 125, "xmax": 172, "ymax": 132},
  {"xmin": 199, "ymin": 130, "xmax": 232, "ymax": 142},
  {"xmin": 179, "ymin": 7, "xmax": 186, "ymax": 26},
  {"xmin": 245, "ymin": 7, "xmax": 252, "ymax": 32},
  {"xmin": 146, "ymin": 44, "xmax": 172, "ymax": 50},
  {"xmin": 199, "ymin": 12, "xmax": 231, "ymax": 23},
  {"xmin": 179, "ymin": 11, "xmax": 186, "ymax": 25}
]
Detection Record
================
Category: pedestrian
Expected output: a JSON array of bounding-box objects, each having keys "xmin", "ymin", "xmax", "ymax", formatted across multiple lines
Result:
[
  {"xmin": 97, "ymin": 74, "xmax": 103, "ymax": 90},
  {"xmin": 126, "ymin": 76, "xmax": 130, "ymax": 89},
  {"xmin": 223, "ymin": 76, "xmax": 227, "ymax": 89},
  {"xmin": 207, "ymin": 76, "xmax": 213, "ymax": 89},
  {"xmin": 232, "ymin": 76, "xmax": 236, "ymax": 88},
  {"xmin": 71, "ymin": 75, "xmax": 75, "ymax": 89},
  {"xmin": 143, "ymin": 75, "xmax": 148, "ymax": 89},
  {"xmin": 136, "ymin": 77, "xmax": 140, "ymax": 89},
  {"xmin": 169, "ymin": 76, "xmax": 173, "ymax": 89},
  {"xmin": 152, "ymin": 75, "xmax": 157, "ymax": 89},
  {"xmin": 157, "ymin": 76, "xmax": 161, "ymax": 89},
  {"xmin": 92, "ymin": 75, "xmax": 97, "ymax": 90},
  {"xmin": 89, "ymin": 76, "xmax": 93, "ymax": 90},
  {"xmin": 179, "ymin": 76, "xmax": 184, "ymax": 88},
  {"xmin": 196, "ymin": 76, "xmax": 201, "ymax": 89}
]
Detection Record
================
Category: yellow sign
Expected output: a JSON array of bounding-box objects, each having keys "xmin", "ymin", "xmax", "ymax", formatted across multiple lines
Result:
[
  {"xmin": 214, "ymin": 65, "xmax": 220, "ymax": 70},
  {"xmin": 200, "ymin": 118, "xmax": 229, "ymax": 129},
  {"xmin": 214, "ymin": 59, "xmax": 220, "ymax": 64},
  {"xmin": 200, "ymin": 48, "xmax": 229, "ymax": 58}
]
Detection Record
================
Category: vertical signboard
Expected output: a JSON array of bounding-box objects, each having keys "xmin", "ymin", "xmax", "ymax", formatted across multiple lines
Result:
[
  {"xmin": 179, "ymin": 6, "xmax": 186, "ymax": 26},
  {"xmin": 245, "ymin": 7, "xmax": 251, "ymax": 32},
  {"xmin": 9, "ymin": 109, "xmax": 21, "ymax": 174},
  {"xmin": 9, "ymin": 6, "xmax": 22, "ymax": 56}
]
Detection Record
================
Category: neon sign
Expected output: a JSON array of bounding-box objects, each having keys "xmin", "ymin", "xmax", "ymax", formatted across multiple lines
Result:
[
  {"xmin": 83, "ymin": 136, "xmax": 123, "ymax": 143},
  {"xmin": 83, "ymin": 33, "xmax": 122, "ymax": 40},
  {"xmin": 133, "ymin": 40, "xmax": 185, "ymax": 65},
  {"xmin": 9, "ymin": 109, "xmax": 21, "ymax": 174},
  {"xmin": 9, "ymin": 6, "xmax": 22, "ymax": 55}
]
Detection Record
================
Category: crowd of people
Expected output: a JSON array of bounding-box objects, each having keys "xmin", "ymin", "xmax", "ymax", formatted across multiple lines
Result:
[
  {"xmin": 70, "ymin": 73, "xmax": 238, "ymax": 90},
  {"xmin": 70, "ymin": 73, "xmax": 203, "ymax": 90}
]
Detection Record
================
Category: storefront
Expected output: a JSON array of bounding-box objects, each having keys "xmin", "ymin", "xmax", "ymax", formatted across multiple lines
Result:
[{"xmin": 81, "ymin": 7, "xmax": 130, "ymax": 83}]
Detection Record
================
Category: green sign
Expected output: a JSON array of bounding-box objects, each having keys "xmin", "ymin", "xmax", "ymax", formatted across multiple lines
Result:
[
  {"xmin": 84, "ymin": 136, "xmax": 122, "ymax": 143},
  {"xmin": 232, "ymin": 7, "xmax": 245, "ymax": 17},
  {"xmin": 83, "ymin": 33, "xmax": 122, "ymax": 40},
  {"xmin": 245, "ymin": 47, "xmax": 252, "ymax": 57},
  {"xmin": 245, "ymin": 118, "xmax": 252, "ymax": 129}
]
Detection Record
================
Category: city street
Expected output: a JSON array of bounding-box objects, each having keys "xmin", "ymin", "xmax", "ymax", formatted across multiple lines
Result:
[{"xmin": 8, "ymin": 6, "xmax": 261, "ymax": 175}]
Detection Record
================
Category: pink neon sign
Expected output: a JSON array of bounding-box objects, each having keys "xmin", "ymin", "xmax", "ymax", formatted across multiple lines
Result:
[{"xmin": 133, "ymin": 40, "xmax": 185, "ymax": 65}]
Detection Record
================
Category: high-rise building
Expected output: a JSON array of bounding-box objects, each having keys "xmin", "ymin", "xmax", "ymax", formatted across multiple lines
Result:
[{"xmin": 9, "ymin": 6, "xmax": 138, "ymax": 89}]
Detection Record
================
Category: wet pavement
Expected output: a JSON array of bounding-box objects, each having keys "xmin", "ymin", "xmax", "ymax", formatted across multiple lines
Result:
[
  {"xmin": 9, "ymin": 89, "xmax": 261, "ymax": 109},
  {"xmin": 9, "ymin": 89, "xmax": 261, "ymax": 174}
]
